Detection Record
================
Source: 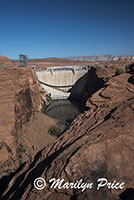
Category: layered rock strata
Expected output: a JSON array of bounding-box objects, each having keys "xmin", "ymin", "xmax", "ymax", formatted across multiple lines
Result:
[
  {"xmin": 1, "ymin": 73, "xmax": 134, "ymax": 200},
  {"xmin": 0, "ymin": 66, "xmax": 56, "ymax": 179}
]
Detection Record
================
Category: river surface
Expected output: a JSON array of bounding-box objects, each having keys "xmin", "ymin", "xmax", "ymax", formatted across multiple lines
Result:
[{"xmin": 44, "ymin": 99, "xmax": 84, "ymax": 126}]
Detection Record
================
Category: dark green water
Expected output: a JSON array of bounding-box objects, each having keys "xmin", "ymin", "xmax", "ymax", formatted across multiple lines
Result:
[{"xmin": 44, "ymin": 99, "xmax": 84, "ymax": 126}]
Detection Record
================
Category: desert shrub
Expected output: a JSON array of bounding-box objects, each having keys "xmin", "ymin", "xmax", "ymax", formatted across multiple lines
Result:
[
  {"xmin": 48, "ymin": 125, "xmax": 61, "ymax": 137},
  {"xmin": 4, "ymin": 169, "xmax": 12, "ymax": 175},
  {"xmin": 40, "ymin": 90, "xmax": 45, "ymax": 94},
  {"xmin": 46, "ymin": 94, "xmax": 52, "ymax": 102},
  {"xmin": 116, "ymin": 66, "xmax": 126, "ymax": 75},
  {"xmin": 17, "ymin": 143, "xmax": 26, "ymax": 153},
  {"xmin": 41, "ymin": 100, "xmax": 46, "ymax": 113},
  {"xmin": 17, "ymin": 143, "xmax": 26, "ymax": 165},
  {"xmin": 41, "ymin": 106, "xmax": 45, "ymax": 113}
]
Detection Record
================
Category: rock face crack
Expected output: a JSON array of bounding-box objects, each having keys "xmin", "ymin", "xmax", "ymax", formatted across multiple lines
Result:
[
  {"xmin": 63, "ymin": 146, "xmax": 82, "ymax": 181},
  {"xmin": 104, "ymin": 107, "xmax": 117, "ymax": 121}
]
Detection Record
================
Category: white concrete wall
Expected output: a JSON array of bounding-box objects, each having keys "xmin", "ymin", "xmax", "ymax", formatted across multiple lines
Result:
[{"xmin": 36, "ymin": 66, "xmax": 88, "ymax": 99}]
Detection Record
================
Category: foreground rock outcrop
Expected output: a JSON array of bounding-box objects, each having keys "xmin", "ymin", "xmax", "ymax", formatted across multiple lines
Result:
[{"xmin": 1, "ymin": 72, "xmax": 134, "ymax": 200}]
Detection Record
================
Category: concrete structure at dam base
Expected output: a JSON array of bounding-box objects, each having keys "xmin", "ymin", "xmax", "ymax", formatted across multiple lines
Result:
[{"xmin": 36, "ymin": 66, "xmax": 89, "ymax": 99}]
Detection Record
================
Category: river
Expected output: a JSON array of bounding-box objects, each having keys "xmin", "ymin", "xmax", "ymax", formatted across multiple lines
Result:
[{"xmin": 44, "ymin": 99, "xmax": 84, "ymax": 126}]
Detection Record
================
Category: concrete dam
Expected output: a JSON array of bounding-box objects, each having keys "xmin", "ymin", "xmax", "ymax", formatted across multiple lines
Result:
[{"xmin": 36, "ymin": 66, "xmax": 89, "ymax": 99}]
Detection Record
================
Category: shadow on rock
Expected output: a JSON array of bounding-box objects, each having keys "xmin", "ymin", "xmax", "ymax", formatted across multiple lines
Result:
[
  {"xmin": 119, "ymin": 188, "xmax": 134, "ymax": 200},
  {"xmin": 69, "ymin": 67, "xmax": 105, "ymax": 105}
]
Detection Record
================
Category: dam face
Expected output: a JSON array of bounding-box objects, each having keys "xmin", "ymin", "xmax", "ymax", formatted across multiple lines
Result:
[{"xmin": 36, "ymin": 66, "xmax": 89, "ymax": 99}]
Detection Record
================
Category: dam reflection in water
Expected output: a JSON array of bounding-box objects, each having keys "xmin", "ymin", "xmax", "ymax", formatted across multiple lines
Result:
[{"xmin": 45, "ymin": 100, "xmax": 84, "ymax": 125}]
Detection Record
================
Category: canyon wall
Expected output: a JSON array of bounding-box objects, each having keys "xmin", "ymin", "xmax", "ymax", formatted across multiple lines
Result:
[
  {"xmin": 0, "ymin": 66, "xmax": 56, "ymax": 179},
  {"xmin": 1, "ymin": 65, "xmax": 134, "ymax": 200}
]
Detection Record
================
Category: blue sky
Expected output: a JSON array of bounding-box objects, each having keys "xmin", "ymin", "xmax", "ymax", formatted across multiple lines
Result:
[{"xmin": 0, "ymin": 0, "xmax": 134, "ymax": 59}]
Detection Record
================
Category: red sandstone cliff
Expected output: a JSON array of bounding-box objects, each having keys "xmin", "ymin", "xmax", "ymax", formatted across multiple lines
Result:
[
  {"xmin": 0, "ymin": 55, "xmax": 12, "ymax": 65},
  {"xmin": 1, "ymin": 71, "xmax": 134, "ymax": 200},
  {"xmin": 0, "ymin": 66, "xmax": 56, "ymax": 179}
]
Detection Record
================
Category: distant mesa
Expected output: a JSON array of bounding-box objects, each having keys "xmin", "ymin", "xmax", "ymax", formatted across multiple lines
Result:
[
  {"xmin": 1, "ymin": 54, "xmax": 134, "ymax": 66},
  {"xmin": 68, "ymin": 55, "xmax": 134, "ymax": 61}
]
